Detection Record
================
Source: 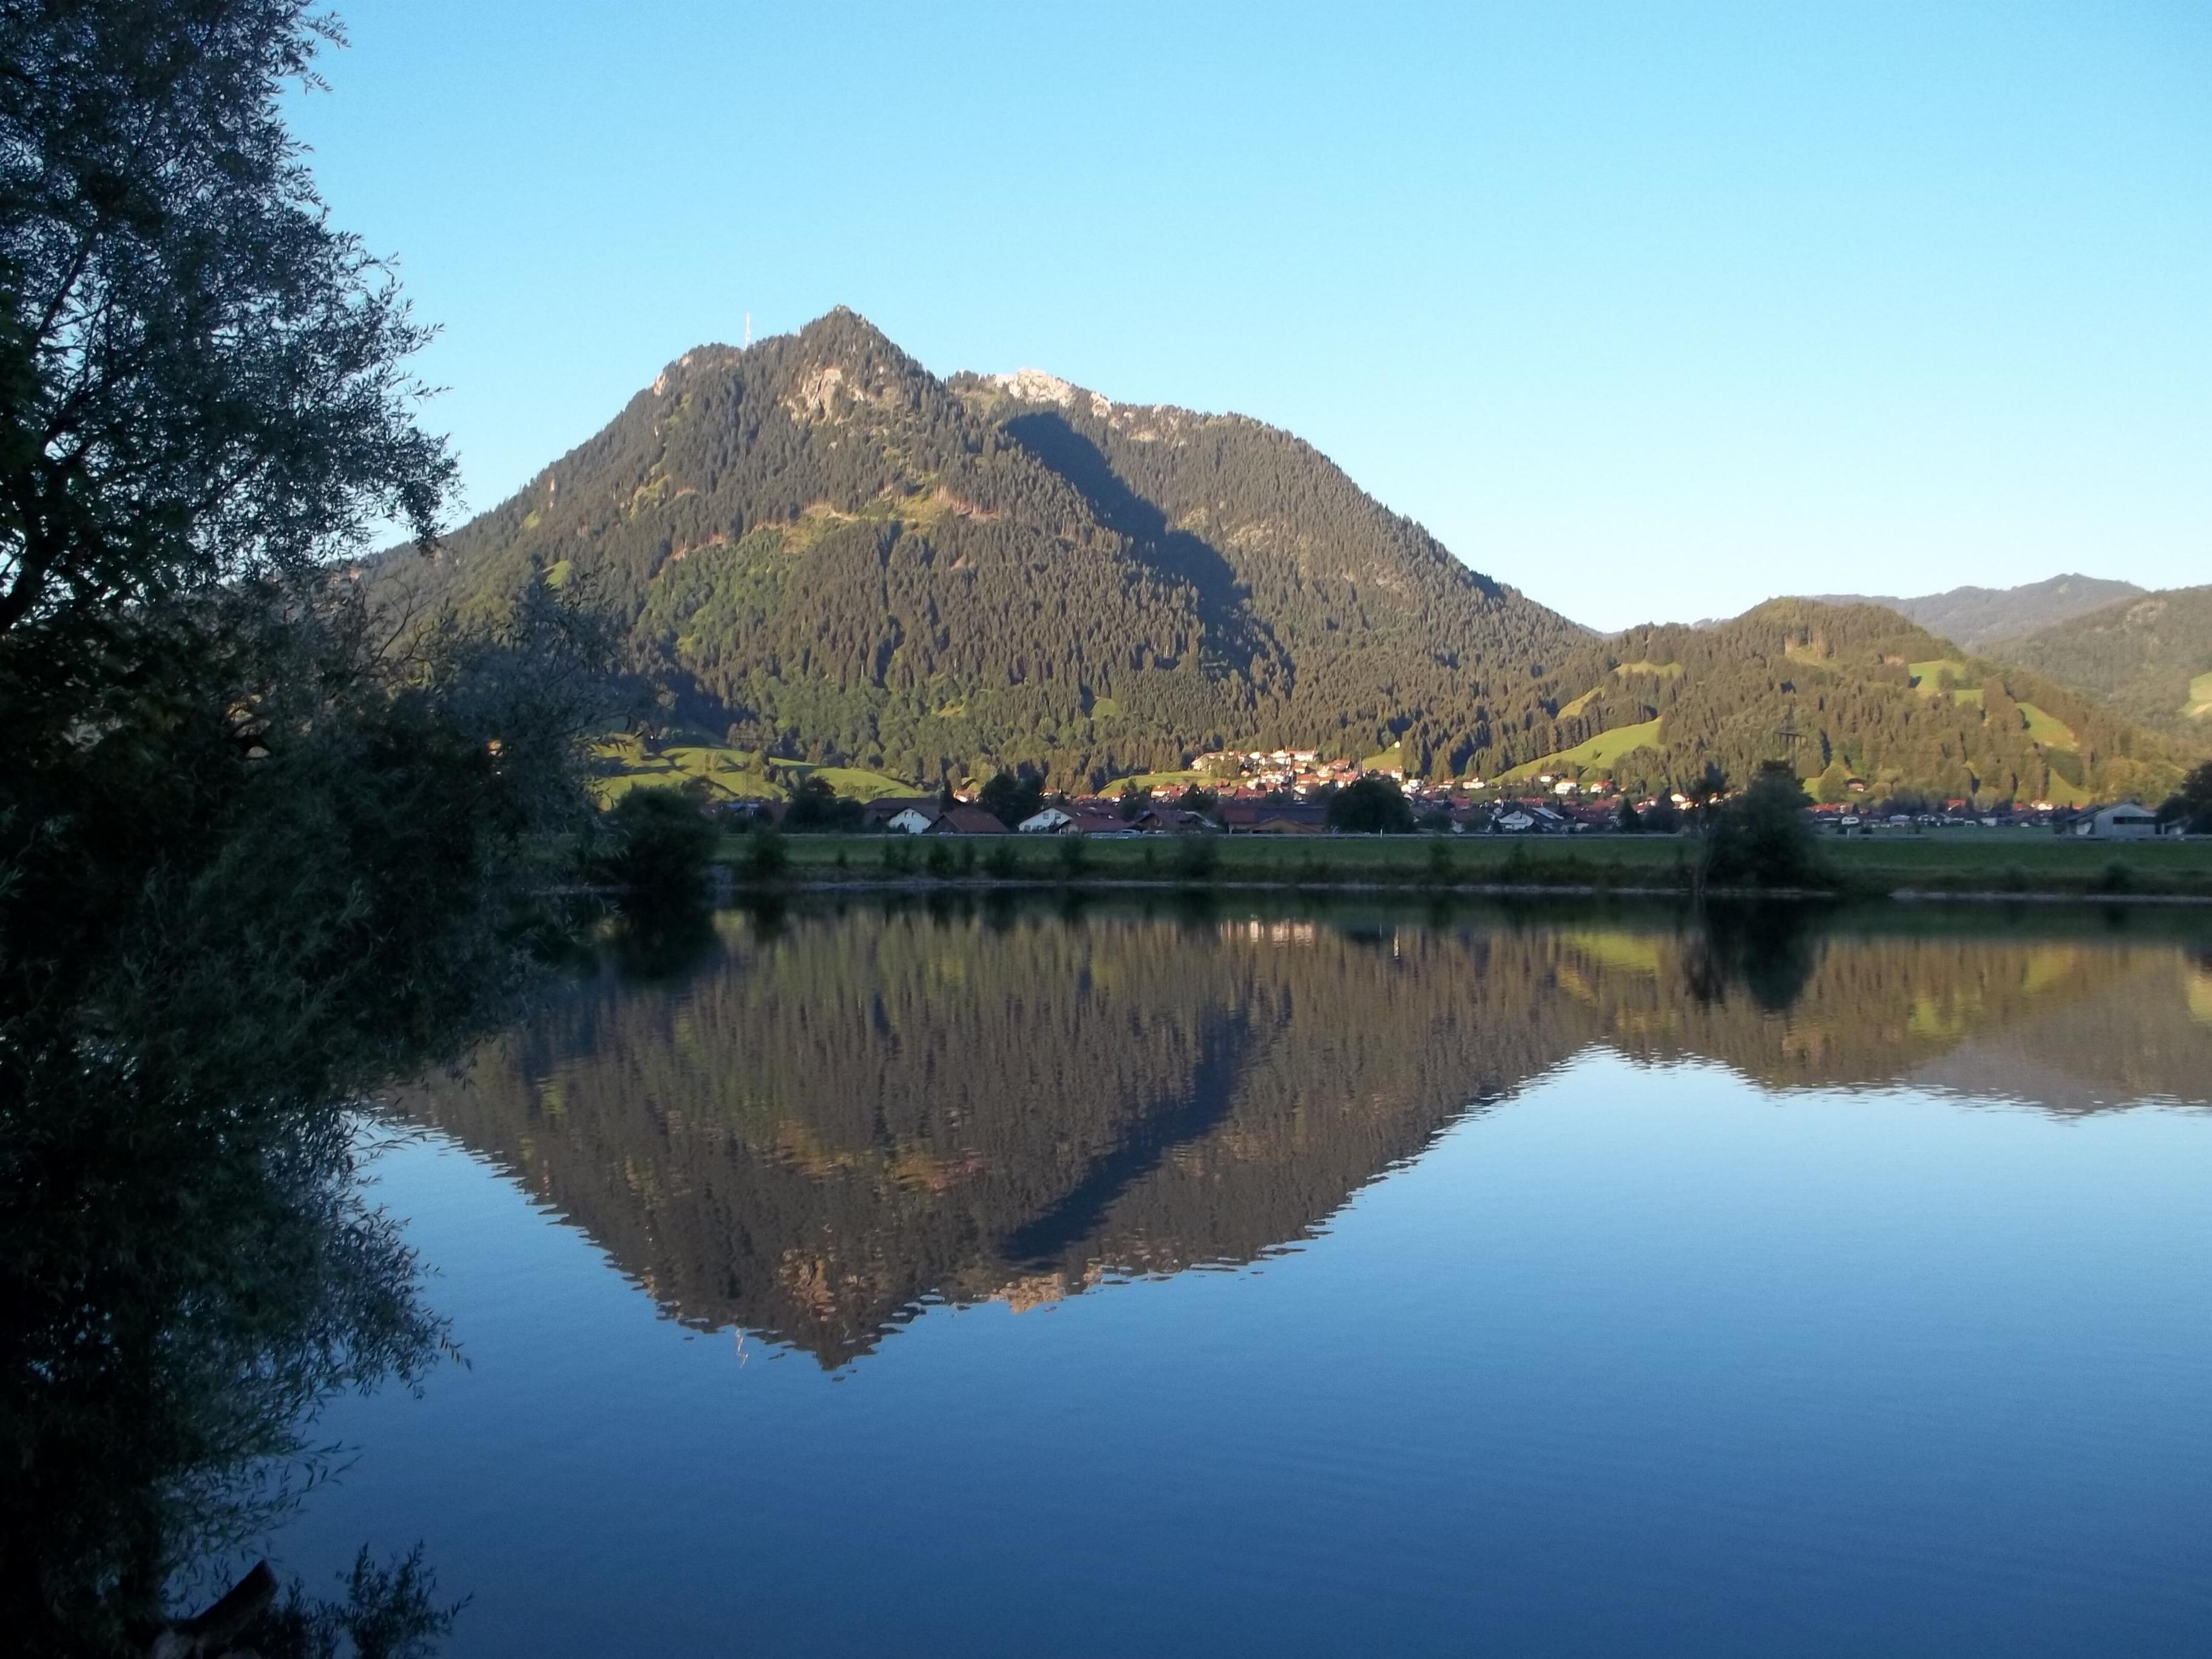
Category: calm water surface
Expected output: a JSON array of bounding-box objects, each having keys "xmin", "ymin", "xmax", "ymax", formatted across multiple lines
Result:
[{"xmin": 278, "ymin": 903, "xmax": 2212, "ymax": 1657}]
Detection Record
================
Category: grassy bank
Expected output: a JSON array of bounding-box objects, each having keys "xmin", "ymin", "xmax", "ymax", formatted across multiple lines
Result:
[{"xmin": 719, "ymin": 831, "xmax": 2212, "ymax": 900}]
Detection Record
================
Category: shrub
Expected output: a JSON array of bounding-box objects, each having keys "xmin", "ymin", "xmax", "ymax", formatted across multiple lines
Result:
[
  {"xmin": 1328, "ymin": 776, "xmax": 1415, "ymax": 834},
  {"xmin": 782, "ymin": 775, "xmax": 862, "ymax": 832},
  {"xmin": 1705, "ymin": 763, "xmax": 1826, "ymax": 890},
  {"xmin": 745, "ymin": 825, "xmax": 787, "ymax": 878},
  {"xmin": 597, "ymin": 787, "xmax": 718, "ymax": 909}
]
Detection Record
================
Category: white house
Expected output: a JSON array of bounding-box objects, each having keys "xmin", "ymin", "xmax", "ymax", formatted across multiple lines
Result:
[
  {"xmin": 885, "ymin": 807, "xmax": 938, "ymax": 835},
  {"xmin": 1493, "ymin": 809, "xmax": 1537, "ymax": 833},
  {"xmin": 2075, "ymin": 803, "xmax": 2159, "ymax": 840},
  {"xmin": 1018, "ymin": 806, "xmax": 1075, "ymax": 834}
]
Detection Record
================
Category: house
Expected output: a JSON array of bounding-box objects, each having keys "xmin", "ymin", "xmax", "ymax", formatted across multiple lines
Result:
[
  {"xmin": 867, "ymin": 797, "xmax": 941, "ymax": 831},
  {"xmin": 1017, "ymin": 806, "xmax": 1076, "ymax": 834},
  {"xmin": 927, "ymin": 806, "xmax": 1008, "ymax": 834},
  {"xmin": 1217, "ymin": 800, "xmax": 1328, "ymax": 834},
  {"xmin": 884, "ymin": 806, "xmax": 939, "ymax": 835},
  {"xmin": 2075, "ymin": 803, "xmax": 2159, "ymax": 840},
  {"xmin": 1492, "ymin": 808, "xmax": 1537, "ymax": 833}
]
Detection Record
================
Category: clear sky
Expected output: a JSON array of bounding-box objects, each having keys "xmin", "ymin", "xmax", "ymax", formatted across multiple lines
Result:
[{"xmin": 291, "ymin": 1, "xmax": 2209, "ymax": 632}]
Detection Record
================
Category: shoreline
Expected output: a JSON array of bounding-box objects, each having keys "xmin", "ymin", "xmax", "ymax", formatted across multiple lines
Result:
[{"xmin": 712, "ymin": 873, "xmax": 2212, "ymax": 906}]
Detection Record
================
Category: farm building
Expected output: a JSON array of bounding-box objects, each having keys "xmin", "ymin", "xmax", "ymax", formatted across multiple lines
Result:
[{"xmin": 2073, "ymin": 804, "xmax": 2159, "ymax": 840}]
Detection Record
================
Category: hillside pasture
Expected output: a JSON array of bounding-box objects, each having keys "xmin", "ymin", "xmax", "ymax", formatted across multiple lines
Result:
[
  {"xmin": 2187, "ymin": 672, "xmax": 2212, "ymax": 721},
  {"xmin": 1359, "ymin": 741, "xmax": 1406, "ymax": 773},
  {"xmin": 1909, "ymin": 660, "xmax": 1983, "ymax": 705},
  {"xmin": 1500, "ymin": 718, "xmax": 1664, "ymax": 783},
  {"xmin": 1114, "ymin": 769, "xmax": 1213, "ymax": 793},
  {"xmin": 2017, "ymin": 703, "xmax": 2077, "ymax": 748},
  {"xmin": 589, "ymin": 742, "xmax": 918, "ymax": 806}
]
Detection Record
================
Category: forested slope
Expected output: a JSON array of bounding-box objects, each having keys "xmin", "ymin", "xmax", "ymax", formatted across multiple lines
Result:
[
  {"xmin": 1983, "ymin": 586, "xmax": 2212, "ymax": 740},
  {"xmin": 1516, "ymin": 601, "xmax": 2191, "ymax": 805},
  {"xmin": 953, "ymin": 369, "xmax": 1585, "ymax": 776}
]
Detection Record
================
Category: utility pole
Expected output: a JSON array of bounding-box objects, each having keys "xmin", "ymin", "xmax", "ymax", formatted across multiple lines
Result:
[{"xmin": 1774, "ymin": 706, "xmax": 1804, "ymax": 766}]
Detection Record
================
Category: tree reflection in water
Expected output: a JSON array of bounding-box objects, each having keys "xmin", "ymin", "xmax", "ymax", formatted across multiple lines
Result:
[
  {"xmin": 1, "ymin": 1093, "xmax": 466, "ymax": 1654},
  {"xmin": 1682, "ymin": 901, "xmax": 1824, "ymax": 1011}
]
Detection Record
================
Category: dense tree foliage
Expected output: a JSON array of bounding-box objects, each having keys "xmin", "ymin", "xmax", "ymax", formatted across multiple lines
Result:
[
  {"xmin": 590, "ymin": 784, "xmax": 719, "ymax": 905},
  {"xmin": 0, "ymin": 0, "xmax": 450, "ymax": 655},
  {"xmin": 1327, "ymin": 774, "xmax": 1415, "ymax": 833},
  {"xmin": 1705, "ymin": 761, "xmax": 1824, "ymax": 888},
  {"xmin": 780, "ymin": 772, "xmax": 864, "ymax": 831},
  {"xmin": 0, "ymin": 5, "xmax": 601, "ymax": 1646},
  {"xmin": 2159, "ymin": 761, "xmax": 2212, "ymax": 834},
  {"xmin": 976, "ymin": 768, "xmax": 1044, "ymax": 828}
]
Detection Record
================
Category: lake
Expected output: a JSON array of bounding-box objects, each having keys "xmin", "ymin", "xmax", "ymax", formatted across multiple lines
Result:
[{"xmin": 274, "ymin": 899, "xmax": 2212, "ymax": 1657}]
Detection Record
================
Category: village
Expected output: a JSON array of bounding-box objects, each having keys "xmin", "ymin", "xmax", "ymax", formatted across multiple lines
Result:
[{"xmin": 736, "ymin": 745, "xmax": 2181, "ymax": 842}]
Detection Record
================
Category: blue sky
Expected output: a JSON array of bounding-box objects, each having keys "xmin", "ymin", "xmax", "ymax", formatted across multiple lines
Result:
[{"xmin": 293, "ymin": 2, "xmax": 2208, "ymax": 631}]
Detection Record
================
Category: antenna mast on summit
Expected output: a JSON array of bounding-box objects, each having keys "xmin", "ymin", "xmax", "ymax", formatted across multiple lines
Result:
[{"xmin": 744, "ymin": 312, "xmax": 751, "ymax": 348}]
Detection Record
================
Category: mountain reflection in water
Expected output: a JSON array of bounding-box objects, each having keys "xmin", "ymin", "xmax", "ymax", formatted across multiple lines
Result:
[{"xmin": 394, "ymin": 902, "xmax": 2212, "ymax": 1368}]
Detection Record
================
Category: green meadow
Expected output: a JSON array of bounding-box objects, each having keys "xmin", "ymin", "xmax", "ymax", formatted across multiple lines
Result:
[{"xmin": 1498, "ymin": 718, "xmax": 1664, "ymax": 783}]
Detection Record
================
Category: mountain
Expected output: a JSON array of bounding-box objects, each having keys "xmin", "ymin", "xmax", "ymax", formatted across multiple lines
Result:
[
  {"xmin": 1982, "ymin": 586, "xmax": 2212, "ymax": 740},
  {"xmin": 1510, "ymin": 600, "xmax": 2190, "ymax": 806},
  {"xmin": 1802, "ymin": 575, "xmax": 2145, "ymax": 652},
  {"xmin": 383, "ymin": 308, "xmax": 2189, "ymax": 800},
  {"xmin": 382, "ymin": 308, "xmax": 1586, "ymax": 790}
]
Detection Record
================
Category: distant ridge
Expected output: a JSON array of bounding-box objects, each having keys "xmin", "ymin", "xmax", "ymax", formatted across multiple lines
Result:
[
  {"xmin": 1802, "ymin": 575, "xmax": 2145, "ymax": 652},
  {"xmin": 1983, "ymin": 584, "xmax": 2212, "ymax": 739}
]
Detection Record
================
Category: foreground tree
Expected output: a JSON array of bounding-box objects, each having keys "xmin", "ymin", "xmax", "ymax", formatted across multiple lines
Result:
[
  {"xmin": 977, "ymin": 768, "xmax": 1044, "ymax": 828},
  {"xmin": 1328, "ymin": 775, "xmax": 1415, "ymax": 833},
  {"xmin": 0, "ymin": 0, "xmax": 448, "ymax": 647},
  {"xmin": 1706, "ymin": 762, "xmax": 1825, "ymax": 889},
  {"xmin": 2157, "ymin": 761, "xmax": 2212, "ymax": 835},
  {"xmin": 0, "ymin": 5, "xmax": 605, "ymax": 1647}
]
